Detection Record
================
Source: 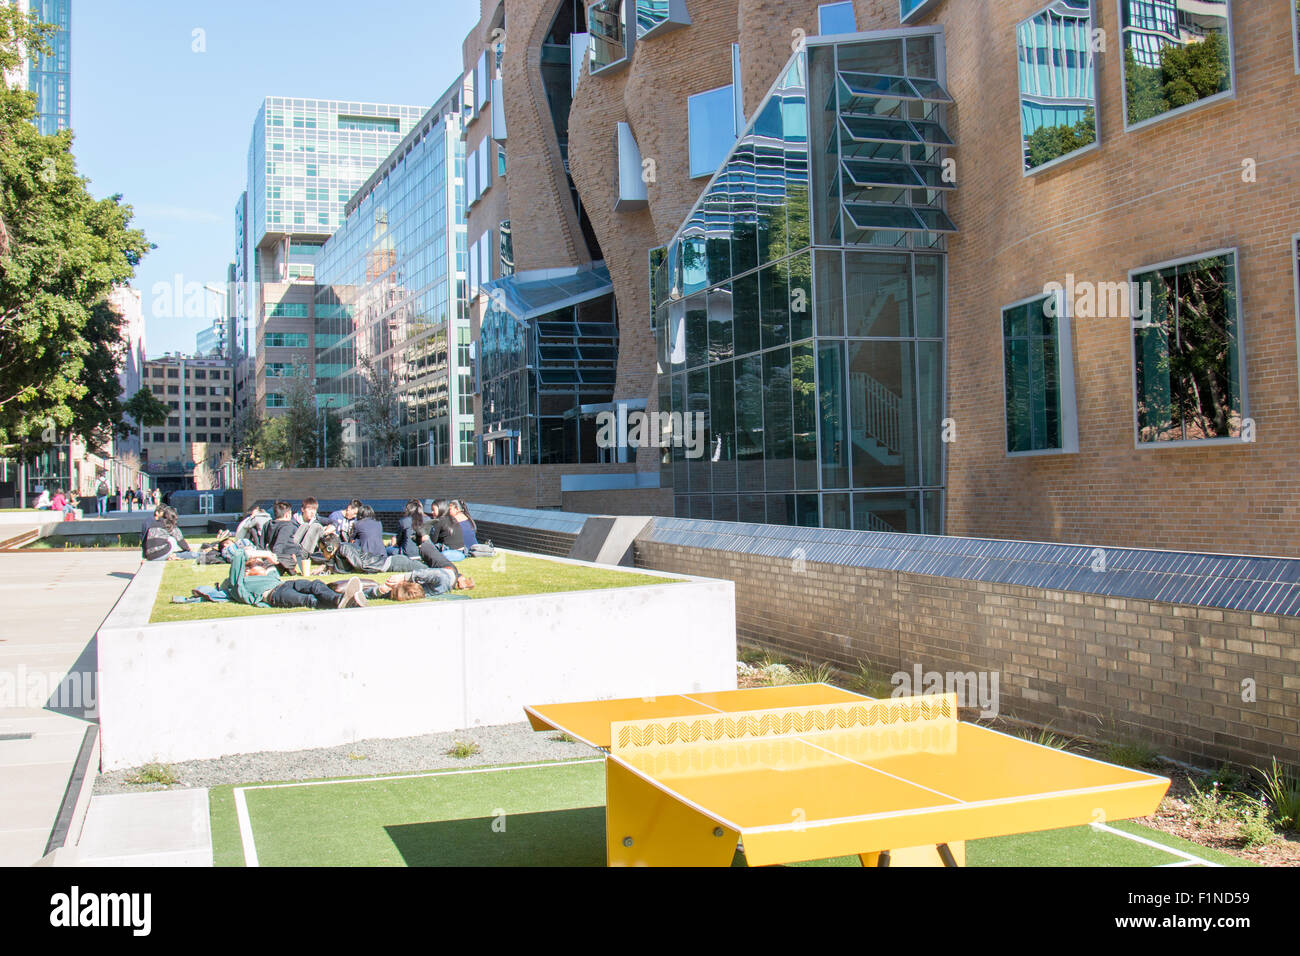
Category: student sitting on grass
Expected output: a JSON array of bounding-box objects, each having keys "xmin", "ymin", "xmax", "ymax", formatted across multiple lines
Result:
[
  {"xmin": 292, "ymin": 496, "xmax": 325, "ymax": 557},
  {"xmin": 142, "ymin": 506, "xmax": 198, "ymax": 561},
  {"xmin": 324, "ymin": 498, "xmax": 363, "ymax": 541},
  {"xmin": 394, "ymin": 499, "xmax": 429, "ymax": 558},
  {"xmin": 233, "ymin": 505, "xmax": 271, "ymax": 548},
  {"xmin": 318, "ymin": 528, "xmax": 459, "ymax": 576},
  {"xmin": 351, "ymin": 504, "xmax": 386, "ymax": 556},
  {"xmin": 264, "ymin": 500, "xmax": 308, "ymax": 571},
  {"xmin": 215, "ymin": 541, "xmax": 367, "ymax": 610}
]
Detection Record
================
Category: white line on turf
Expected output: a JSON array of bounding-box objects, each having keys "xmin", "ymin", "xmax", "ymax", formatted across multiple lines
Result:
[
  {"xmin": 233, "ymin": 787, "xmax": 258, "ymax": 868},
  {"xmin": 230, "ymin": 759, "xmax": 604, "ymax": 868},
  {"xmin": 1091, "ymin": 822, "xmax": 1220, "ymax": 867}
]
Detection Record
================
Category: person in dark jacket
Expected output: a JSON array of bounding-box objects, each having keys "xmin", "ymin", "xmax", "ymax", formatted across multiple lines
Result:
[
  {"xmin": 320, "ymin": 530, "xmax": 459, "ymax": 576},
  {"xmin": 394, "ymin": 499, "xmax": 429, "ymax": 558},
  {"xmin": 264, "ymin": 500, "xmax": 307, "ymax": 571},
  {"xmin": 352, "ymin": 504, "xmax": 386, "ymax": 556},
  {"xmin": 142, "ymin": 506, "xmax": 196, "ymax": 561}
]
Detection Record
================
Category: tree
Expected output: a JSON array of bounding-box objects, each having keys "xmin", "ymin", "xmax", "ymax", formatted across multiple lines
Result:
[
  {"xmin": 250, "ymin": 367, "xmax": 343, "ymax": 469},
  {"xmin": 1125, "ymin": 33, "xmax": 1229, "ymax": 125},
  {"xmin": 0, "ymin": 6, "xmax": 150, "ymax": 448},
  {"xmin": 355, "ymin": 355, "xmax": 403, "ymax": 466},
  {"xmin": 121, "ymin": 386, "xmax": 170, "ymax": 438},
  {"xmin": 1026, "ymin": 108, "xmax": 1096, "ymax": 169}
]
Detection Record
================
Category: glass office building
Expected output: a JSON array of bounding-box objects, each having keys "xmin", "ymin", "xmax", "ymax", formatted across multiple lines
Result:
[
  {"xmin": 311, "ymin": 91, "xmax": 472, "ymax": 467},
  {"xmin": 242, "ymin": 97, "xmax": 426, "ymax": 287},
  {"xmin": 24, "ymin": 0, "xmax": 71, "ymax": 136},
  {"xmin": 653, "ymin": 30, "xmax": 955, "ymax": 533}
]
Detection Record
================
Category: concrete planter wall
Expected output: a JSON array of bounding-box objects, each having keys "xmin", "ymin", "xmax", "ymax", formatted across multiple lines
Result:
[{"xmin": 96, "ymin": 554, "xmax": 735, "ymax": 770}]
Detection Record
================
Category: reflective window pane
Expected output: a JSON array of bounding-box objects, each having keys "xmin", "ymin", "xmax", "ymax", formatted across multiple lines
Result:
[
  {"xmin": 819, "ymin": 343, "xmax": 850, "ymax": 489},
  {"xmin": 1018, "ymin": 1, "xmax": 1098, "ymax": 171},
  {"xmin": 846, "ymin": 253, "xmax": 911, "ymax": 337},
  {"xmin": 849, "ymin": 341, "xmax": 918, "ymax": 489},
  {"xmin": 733, "ymin": 271, "xmax": 762, "ymax": 358},
  {"xmin": 1120, "ymin": 0, "xmax": 1232, "ymax": 127},
  {"xmin": 735, "ymin": 355, "xmax": 765, "ymax": 491},
  {"xmin": 818, "ymin": 2, "xmax": 857, "ymax": 35},
  {"xmin": 1133, "ymin": 252, "xmax": 1243, "ymax": 443},
  {"xmin": 760, "ymin": 260, "xmax": 791, "ymax": 350},
  {"xmin": 763, "ymin": 347, "xmax": 794, "ymax": 491},
  {"xmin": 689, "ymin": 86, "xmax": 739, "ymax": 179},
  {"xmin": 1003, "ymin": 295, "xmax": 1063, "ymax": 452}
]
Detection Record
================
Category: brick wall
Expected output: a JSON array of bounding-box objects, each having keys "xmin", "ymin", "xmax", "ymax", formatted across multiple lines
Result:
[
  {"xmin": 241, "ymin": 462, "xmax": 638, "ymax": 512},
  {"xmin": 633, "ymin": 539, "xmax": 1300, "ymax": 770},
  {"xmin": 475, "ymin": 521, "xmax": 578, "ymax": 557}
]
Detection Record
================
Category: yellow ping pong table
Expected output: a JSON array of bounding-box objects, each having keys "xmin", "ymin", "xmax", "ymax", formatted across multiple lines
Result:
[{"xmin": 525, "ymin": 684, "xmax": 1170, "ymax": 867}]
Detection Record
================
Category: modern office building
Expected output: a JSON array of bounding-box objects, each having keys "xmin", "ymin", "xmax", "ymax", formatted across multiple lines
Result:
[
  {"xmin": 140, "ymin": 354, "xmax": 235, "ymax": 492},
  {"xmin": 311, "ymin": 82, "xmax": 472, "ymax": 467},
  {"xmin": 233, "ymin": 97, "xmax": 426, "ymax": 418},
  {"xmin": 195, "ymin": 318, "xmax": 226, "ymax": 359},
  {"xmin": 5, "ymin": 0, "xmax": 70, "ymax": 136}
]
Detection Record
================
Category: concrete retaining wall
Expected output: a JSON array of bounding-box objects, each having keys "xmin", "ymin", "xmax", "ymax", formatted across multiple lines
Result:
[{"xmin": 95, "ymin": 554, "xmax": 735, "ymax": 770}]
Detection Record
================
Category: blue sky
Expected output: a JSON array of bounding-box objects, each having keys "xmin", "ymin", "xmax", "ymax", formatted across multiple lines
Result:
[{"xmin": 69, "ymin": 1, "xmax": 480, "ymax": 358}]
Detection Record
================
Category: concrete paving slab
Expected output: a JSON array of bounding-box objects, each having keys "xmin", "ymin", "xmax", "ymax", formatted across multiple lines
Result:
[
  {"xmin": 0, "ymin": 551, "xmax": 138, "ymax": 865},
  {"xmin": 78, "ymin": 790, "xmax": 212, "ymax": 867}
]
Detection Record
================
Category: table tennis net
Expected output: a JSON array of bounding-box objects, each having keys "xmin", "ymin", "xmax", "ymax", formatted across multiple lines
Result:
[{"xmin": 610, "ymin": 694, "xmax": 958, "ymax": 775}]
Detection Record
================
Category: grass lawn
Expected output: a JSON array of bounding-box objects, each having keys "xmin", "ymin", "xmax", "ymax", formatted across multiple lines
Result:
[
  {"xmin": 150, "ymin": 551, "xmax": 679, "ymax": 624},
  {"xmin": 208, "ymin": 759, "xmax": 1253, "ymax": 867}
]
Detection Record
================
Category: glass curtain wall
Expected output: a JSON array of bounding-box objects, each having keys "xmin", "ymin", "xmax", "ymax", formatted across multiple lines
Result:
[
  {"xmin": 311, "ymin": 108, "xmax": 471, "ymax": 467},
  {"xmin": 653, "ymin": 32, "xmax": 955, "ymax": 532}
]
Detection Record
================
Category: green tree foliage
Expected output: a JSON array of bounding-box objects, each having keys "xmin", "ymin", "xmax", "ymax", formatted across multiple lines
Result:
[
  {"xmin": 1125, "ymin": 33, "xmax": 1230, "ymax": 125},
  {"xmin": 251, "ymin": 369, "xmax": 343, "ymax": 469},
  {"xmin": 0, "ymin": 6, "xmax": 150, "ymax": 448},
  {"xmin": 1026, "ymin": 109, "xmax": 1097, "ymax": 169},
  {"xmin": 122, "ymin": 386, "xmax": 170, "ymax": 436}
]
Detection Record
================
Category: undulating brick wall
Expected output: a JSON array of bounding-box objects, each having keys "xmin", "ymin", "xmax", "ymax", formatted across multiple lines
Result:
[
  {"xmin": 633, "ymin": 540, "xmax": 1300, "ymax": 770},
  {"xmin": 474, "ymin": 521, "xmax": 578, "ymax": 557}
]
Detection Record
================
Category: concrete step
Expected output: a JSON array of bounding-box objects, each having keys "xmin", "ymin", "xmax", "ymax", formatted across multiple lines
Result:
[{"xmin": 74, "ymin": 789, "xmax": 213, "ymax": 867}]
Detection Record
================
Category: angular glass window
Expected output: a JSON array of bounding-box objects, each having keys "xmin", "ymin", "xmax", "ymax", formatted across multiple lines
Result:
[
  {"xmin": 689, "ymin": 85, "xmax": 738, "ymax": 179},
  {"xmin": 1002, "ymin": 290, "xmax": 1078, "ymax": 455},
  {"xmin": 1119, "ymin": 0, "xmax": 1233, "ymax": 129},
  {"xmin": 1017, "ymin": 1, "xmax": 1098, "ymax": 172},
  {"xmin": 1132, "ymin": 251, "xmax": 1244, "ymax": 444},
  {"xmin": 590, "ymin": 1, "xmax": 631, "ymax": 75},
  {"xmin": 615, "ymin": 122, "xmax": 648, "ymax": 210},
  {"xmin": 636, "ymin": 0, "xmax": 691, "ymax": 39},
  {"xmin": 900, "ymin": 0, "xmax": 944, "ymax": 24},
  {"xmin": 818, "ymin": 2, "xmax": 857, "ymax": 35}
]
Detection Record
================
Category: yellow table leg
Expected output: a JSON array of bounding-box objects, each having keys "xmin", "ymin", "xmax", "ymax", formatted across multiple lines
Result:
[
  {"xmin": 860, "ymin": 842, "xmax": 965, "ymax": 867},
  {"xmin": 606, "ymin": 760, "xmax": 740, "ymax": 867}
]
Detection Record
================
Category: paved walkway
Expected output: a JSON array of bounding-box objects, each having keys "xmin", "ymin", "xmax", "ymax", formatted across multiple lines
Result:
[
  {"xmin": 78, "ymin": 790, "xmax": 212, "ymax": 867},
  {"xmin": 0, "ymin": 549, "xmax": 139, "ymax": 865}
]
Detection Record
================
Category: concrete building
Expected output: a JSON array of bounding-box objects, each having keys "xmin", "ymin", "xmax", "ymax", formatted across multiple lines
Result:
[
  {"xmin": 233, "ymin": 97, "xmax": 427, "ymax": 419},
  {"xmin": 195, "ymin": 318, "xmax": 226, "ymax": 359},
  {"xmin": 140, "ymin": 354, "xmax": 235, "ymax": 493}
]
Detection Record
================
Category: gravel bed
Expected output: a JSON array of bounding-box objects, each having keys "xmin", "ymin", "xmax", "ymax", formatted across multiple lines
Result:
[{"xmin": 93, "ymin": 721, "xmax": 600, "ymax": 794}]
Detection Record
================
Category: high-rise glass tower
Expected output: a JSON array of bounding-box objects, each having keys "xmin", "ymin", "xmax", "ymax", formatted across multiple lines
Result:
[
  {"xmin": 233, "ymin": 97, "xmax": 426, "ymax": 417},
  {"xmin": 9, "ymin": 0, "xmax": 70, "ymax": 136}
]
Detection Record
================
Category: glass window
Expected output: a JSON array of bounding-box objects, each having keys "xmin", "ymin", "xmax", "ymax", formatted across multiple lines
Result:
[
  {"xmin": 764, "ymin": 348, "xmax": 794, "ymax": 492},
  {"xmin": 735, "ymin": 354, "xmax": 765, "ymax": 491},
  {"xmin": 1119, "ymin": 0, "xmax": 1232, "ymax": 128},
  {"xmin": 688, "ymin": 86, "xmax": 738, "ymax": 179},
  {"xmin": 732, "ymin": 271, "xmax": 762, "ymax": 358},
  {"xmin": 707, "ymin": 287, "xmax": 734, "ymax": 363},
  {"xmin": 710, "ymin": 361, "xmax": 736, "ymax": 491},
  {"xmin": 900, "ymin": 0, "xmax": 942, "ymax": 22},
  {"xmin": 845, "ymin": 253, "xmax": 910, "ymax": 337},
  {"xmin": 1132, "ymin": 251, "xmax": 1244, "ymax": 444},
  {"xmin": 760, "ymin": 260, "xmax": 790, "ymax": 350},
  {"xmin": 818, "ymin": 2, "xmax": 857, "ymax": 35},
  {"xmin": 848, "ymin": 341, "xmax": 917, "ymax": 489},
  {"xmin": 636, "ymin": 0, "xmax": 691, "ymax": 39},
  {"xmin": 1017, "ymin": 1, "xmax": 1098, "ymax": 172},
  {"xmin": 590, "ymin": 0, "xmax": 630, "ymax": 74},
  {"xmin": 1002, "ymin": 291, "xmax": 1077, "ymax": 454}
]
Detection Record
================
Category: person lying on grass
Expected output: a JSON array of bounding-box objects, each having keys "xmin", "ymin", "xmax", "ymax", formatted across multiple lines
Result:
[
  {"xmin": 364, "ymin": 568, "xmax": 475, "ymax": 600},
  {"xmin": 214, "ymin": 542, "xmax": 368, "ymax": 610}
]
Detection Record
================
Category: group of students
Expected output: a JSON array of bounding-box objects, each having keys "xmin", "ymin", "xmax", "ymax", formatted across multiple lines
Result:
[
  {"xmin": 35, "ymin": 485, "xmax": 158, "ymax": 515},
  {"xmin": 159, "ymin": 496, "xmax": 488, "ymax": 612}
]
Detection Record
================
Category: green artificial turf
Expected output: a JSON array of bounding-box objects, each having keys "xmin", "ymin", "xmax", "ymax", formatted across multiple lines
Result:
[
  {"xmin": 210, "ymin": 759, "xmax": 1253, "ymax": 868},
  {"xmin": 150, "ymin": 551, "xmax": 680, "ymax": 624}
]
